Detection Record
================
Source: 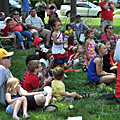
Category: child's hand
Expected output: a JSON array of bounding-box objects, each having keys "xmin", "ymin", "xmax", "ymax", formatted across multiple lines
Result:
[
  {"xmin": 43, "ymin": 69, "xmax": 46, "ymax": 76},
  {"xmin": 110, "ymin": 66, "xmax": 118, "ymax": 70},
  {"xmin": 45, "ymin": 77, "xmax": 52, "ymax": 84},
  {"xmin": 50, "ymin": 58, "xmax": 54, "ymax": 64},
  {"xmin": 64, "ymin": 40, "xmax": 68, "ymax": 44},
  {"xmin": 42, "ymin": 91, "xmax": 48, "ymax": 96}
]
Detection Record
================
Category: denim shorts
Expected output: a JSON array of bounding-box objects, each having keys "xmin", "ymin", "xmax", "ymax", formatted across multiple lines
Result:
[
  {"xmin": 6, "ymin": 104, "xmax": 13, "ymax": 114},
  {"xmin": 53, "ymin": 57, "xmax": 68, "ymax": 64},
  {"xmin": 92, "ymin": 76, "xmax": 103, "ymax": 85},
  {"xmin": 6, "ymin": 104, "xmax": 21, "ymax": 114}
]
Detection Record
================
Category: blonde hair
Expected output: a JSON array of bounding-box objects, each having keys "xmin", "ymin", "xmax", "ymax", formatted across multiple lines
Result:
[
  {"xmin": 6, "ymin": 78, "xmax": 20, "ymax": 93},
  {"xmin": 52, "ymin": 67, "xmax": 64, "ymax": 80}
]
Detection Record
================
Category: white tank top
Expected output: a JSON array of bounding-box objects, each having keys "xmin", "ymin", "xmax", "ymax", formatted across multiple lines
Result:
[{"xmin": 52, "ymin": 31, "xmax": 65, "ymax": 54}]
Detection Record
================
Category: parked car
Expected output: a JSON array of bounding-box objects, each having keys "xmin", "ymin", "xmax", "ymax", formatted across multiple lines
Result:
[
  {"xmin": 60, "ymin": 1, "xmax": 102, "ymax": 17},
  {"xmin": 9, "ymin": 0, "xmax": 21, "ymax": 15}
]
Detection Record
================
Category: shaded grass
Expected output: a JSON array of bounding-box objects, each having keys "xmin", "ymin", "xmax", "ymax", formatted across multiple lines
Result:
[{"xmin": 0, "ymin": 18, "xmax": 120, "ymax": 120}]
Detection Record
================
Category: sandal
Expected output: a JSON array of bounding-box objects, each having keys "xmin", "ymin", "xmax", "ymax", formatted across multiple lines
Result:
[
  {"xmin": 44, "ymin": 104, "xmax": 58, "ymax": 112},
  {"xmin": 12, "ymin": 116, "xmax": 20, "ymax": 120},
  {"xmin": 23, "ymin": 113, "xmax": 30, "ymax": 118},
  {"xmin": 82, "ymin": 94, "xmax": 89, "ymax": 98}
]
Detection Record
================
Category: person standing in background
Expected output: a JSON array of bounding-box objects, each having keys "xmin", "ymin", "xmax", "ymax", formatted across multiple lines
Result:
[
  {"xmin": 35, "ymin": 0, "xmax": 47, "ymax": 24},
  {"xmin": 21, "ymin": 0, "xmax": 31, "ymax": 23},
  {"xmin": 100, "ymin": 0, "xmax": 115, "ymax": 34}
]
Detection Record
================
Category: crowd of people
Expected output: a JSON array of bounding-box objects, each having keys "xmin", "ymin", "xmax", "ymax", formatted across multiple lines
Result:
[{"xmin": 0, "ymin": 0, "xmax": 120, "ymax": 119}]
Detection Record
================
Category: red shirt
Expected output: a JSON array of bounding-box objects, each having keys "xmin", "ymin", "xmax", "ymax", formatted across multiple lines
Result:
[
  {"xmin": 21, "ymin": 69, "xmax": 30, "ymax": 87},
  {"xmin": 100, "ymin": 1, "xmax": 114, "ymax": 20},
  {"xmin": 23, "ymin": 72, "xmax": 40, "ymax": 91},
  {"xmin": 11, "ymin": 18, "xmax": 23, "ymax": 32},
  {"xmin": 101, "ymin": 33, "xmax": 117, "ymax": 42},
  {"xmin": 115, "ymin": 61, "xmax": 120, "ymax": 98},
  {"xmin": 67, "ymin": 45, "xmax": 74, "ymax": 61},
  {"xmin": 3, "ymin": 25, "xmax": 11, "ymax": 37},
  {"xmin": 110, "ymin": 54, "xmax": 114, "ymax": 65}
]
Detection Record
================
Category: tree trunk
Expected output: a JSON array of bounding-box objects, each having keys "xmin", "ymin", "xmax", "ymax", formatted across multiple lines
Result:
[
  {"xmin": 0, "ymin": 0, "xmax": 9, "ymax": 17},
  {"xmin": 70, "ymin": 0, "xmax": 76, "ymax": 23}
]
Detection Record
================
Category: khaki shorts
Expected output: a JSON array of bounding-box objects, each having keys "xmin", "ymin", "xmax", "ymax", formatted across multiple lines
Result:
[
  {"xmin": 29, "ymin": 28, "xmax": 50, "ymax": 38},
  {"xmin": 100, "ymin": 19, "xmax": 113, "ymax": 33},
  {"xmin": 21, "ymin": 11, "xmax": 29, "ymax": 20}
]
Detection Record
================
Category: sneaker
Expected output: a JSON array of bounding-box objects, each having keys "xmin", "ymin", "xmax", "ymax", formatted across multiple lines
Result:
[{"xmin": 44, "ymin": 104, "xmax": 58, "ymax": 112}]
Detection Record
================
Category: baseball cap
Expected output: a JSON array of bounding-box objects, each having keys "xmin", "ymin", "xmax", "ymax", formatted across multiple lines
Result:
[
  {"xmin": 0, "ymin": 48, "xmax": 14, "ymax": 59},
  {"xmin": 76, "ymin": 15, "xmax": 81, "ymax": 19},
  {"xmin": 34, "ymin": 37, "xmax": 45, "ymax": 46}
]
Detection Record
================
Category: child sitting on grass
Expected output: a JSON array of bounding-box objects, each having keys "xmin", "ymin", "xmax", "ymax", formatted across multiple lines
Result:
[
  {"xmin": 23, "ymin": 60, "xmax": 52, "ymax": 91},
  {"xmin": 110, "ymin": 44, "xmax": 118, "ymax": 71},
  {"xmin": 52, "ymin": 67, "xmax": 89, "ymax": 102},
  {"xmin": 5, "ymin": 78, "xmax": 46, "ymax": 120},
  {"xmin": 21, "ymin": 54, "xmax": 40, "ymax": 87},
  {"xmin": 38, "ymin": 46, "xmax": 53, "ymax": 86},
  {"xmin": 108, "ymin": 35, "xmax": 116, "ymax": 45},
  {"xmin": 33, "ymin": 37, "xmax": 46, "ymax": 55},
  {"xmin": 67, "ymin": 35, "xmax": 84, "ymax": 68},
  {"xmin": 64, "ymin": 24, "xmax": 76, "ymax": 38},
  {"xmin": 101, "ymin": 39, "xmax": 111, "ymax": 73},
  {"xmin": 87, "ymin": 43, "xmax": 116, "ymax": 85}
]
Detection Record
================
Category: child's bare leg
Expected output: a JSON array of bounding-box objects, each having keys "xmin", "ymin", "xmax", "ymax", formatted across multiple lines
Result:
[
  {"xmin": 72, "ymin": 92, "xmax": 83, "ymax": 99},
  {"xmin": 64, "ymin": 62, "xmax": 72, "ymax": 70},
  {"xmin": 11, "ymin": 99, "xmax": 22, "ymax": 118},
  {"xmin": 20, "ymin": 96, "xmax": 28, "ymax": 114},
  {"xmin": 60, "ymin": 63, "xmax": 64, "ymax": 70},
  {"xmin": 100, "ymin": 74, "xmax": 116, "ymax": 83},
  {"xmin": 21, "ymin": 43, "xmax": 25, "ymax": 50},
  {"xmin": 21, "ymin": 96, "xmax": 30, "ymax": 118},
  {"xmin": 71, "ymin": 92, "xmax": 89, "ymax": 99},
  {"xmin": 44, "ymin": 86, "xmax": 52, "ymax": 106}
]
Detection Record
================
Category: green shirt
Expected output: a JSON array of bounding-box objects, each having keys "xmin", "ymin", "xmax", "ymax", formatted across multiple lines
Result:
[{"xmin": 35, "ymin": 1, "xmax": 46, "ymax": 12}]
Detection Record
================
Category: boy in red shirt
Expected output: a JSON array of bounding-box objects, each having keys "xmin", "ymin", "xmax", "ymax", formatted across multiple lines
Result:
[
  {"xmin": 3, "ymin": 19, "xmax": 19, "ymax": 46},
  {"xmin": 23, "ymin": 60, "xmax": 51, "ymax": 91}
]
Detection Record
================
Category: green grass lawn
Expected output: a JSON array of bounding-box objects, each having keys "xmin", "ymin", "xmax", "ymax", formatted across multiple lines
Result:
[{"xmin": 0, "ymin": 18, "xmax": 120, "ymax": 120}]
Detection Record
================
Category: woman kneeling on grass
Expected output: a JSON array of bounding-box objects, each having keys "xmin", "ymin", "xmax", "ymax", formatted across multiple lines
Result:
[{"xmin": 87, "ymin": 43, "xmax": 116, "ymax": 85}]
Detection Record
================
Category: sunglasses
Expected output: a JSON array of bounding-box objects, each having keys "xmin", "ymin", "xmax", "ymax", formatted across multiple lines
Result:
[
  {"xmin": 108, "ymin": 27, "xmax": 113, "ymax": 29},
  {"xmin": 13, "ymin": 13, "xmax": 19, "ymax": 15},
  {"xmin": 2, "ymin": 56, "xmax": 10, "ymax": 59}
]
